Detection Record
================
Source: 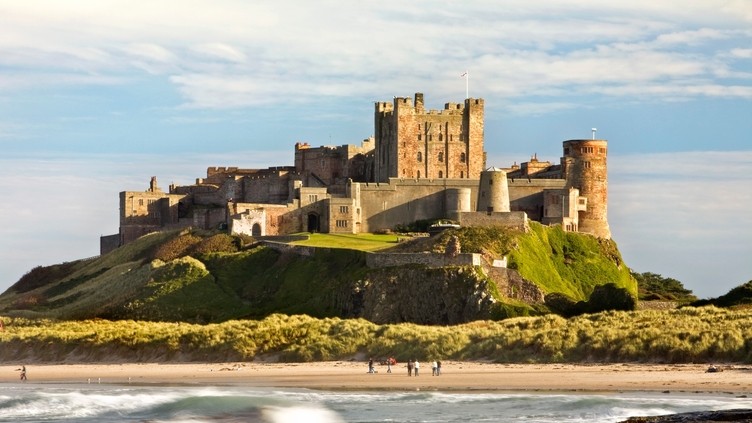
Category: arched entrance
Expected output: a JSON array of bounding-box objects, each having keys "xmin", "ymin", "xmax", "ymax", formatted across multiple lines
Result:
[
  {"xmin": 307, "ymin": 213, "xmax": 320, "ymax": 233},
  {"xmin": 251, "ymin": 223, "xmax": 262, "ymax": 237}
]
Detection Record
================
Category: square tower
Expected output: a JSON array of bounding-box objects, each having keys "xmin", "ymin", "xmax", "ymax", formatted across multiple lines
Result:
[{"xmin": 374, "ymin": 93, "xmax": 485, "ymax": 182}]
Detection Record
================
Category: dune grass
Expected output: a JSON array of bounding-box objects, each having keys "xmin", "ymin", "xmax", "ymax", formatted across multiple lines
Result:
[{"xmin": 2, "ymin": 306, "xmax": 751, "ymax": 364}]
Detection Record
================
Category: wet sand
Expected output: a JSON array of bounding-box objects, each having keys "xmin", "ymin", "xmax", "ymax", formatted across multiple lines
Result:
[{"xmin": 2, "ymin": 362, "xmax": 751, "ymax": 394}]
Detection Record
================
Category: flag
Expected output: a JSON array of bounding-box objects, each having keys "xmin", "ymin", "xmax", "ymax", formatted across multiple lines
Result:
[{"xmin": 460, "ymin": 71, "xmax": 467, "ymax": 77}]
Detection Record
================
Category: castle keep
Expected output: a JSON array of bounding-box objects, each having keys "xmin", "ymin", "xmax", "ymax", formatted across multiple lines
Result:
[{"xmin": 100, "ymin": 93, "xmax": 610, "ymax": 254}]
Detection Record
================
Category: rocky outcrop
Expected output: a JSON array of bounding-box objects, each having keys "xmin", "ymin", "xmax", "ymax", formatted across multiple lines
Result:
[
  {"xmin": 486, "ymin": 267, "xmax": 545, "ymax": 304},
  {"xmin": 346, "ymin": 266, "xmax": 497, "ymax": 325},
  {"xmin": 620, "ymin": 409, "xmax": 752, "ymax": 422}
]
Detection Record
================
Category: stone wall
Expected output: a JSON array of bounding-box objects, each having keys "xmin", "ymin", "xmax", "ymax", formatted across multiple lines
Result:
[
  {"xmin": 99, "ymin": 233, "xmax": 120, "ymax": 255},
  {"xmin": 507, "ymin": 178, "xmax": 567, "ymax": 220},
  {"xmin": 357, "ymin": 178, "xmax": 479, "ymax": 233},
  {"xmin": 457, "ymin": 211, "xmax": 528, "ymax": 232},
  {"xmin": 366, "ymin": 251, "xmax": 481, "ymax": 269}
]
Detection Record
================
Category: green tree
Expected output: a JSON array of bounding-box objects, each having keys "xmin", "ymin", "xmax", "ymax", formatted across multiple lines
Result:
[{"xmin": 632, "ymin": 271, "xmax": 697, "ymax": 302}]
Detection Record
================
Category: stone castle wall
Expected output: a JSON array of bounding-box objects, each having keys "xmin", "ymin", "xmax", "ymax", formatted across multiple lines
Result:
[
  {"xmin": 366, "ymin": 251, "xmax": 481, "ymax": 269},
  {"xmin": 357, "ymin": 178, "xmax": 480, "ymax": 233},
  {"xmin": 457, "ymin": 211, "xmax": 528, "ymax": 231}
]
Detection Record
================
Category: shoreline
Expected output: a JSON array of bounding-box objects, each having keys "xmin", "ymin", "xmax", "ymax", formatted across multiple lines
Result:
[{"xmin": 2, "ymin": 362, "xmax": 751, "ymax": 395}]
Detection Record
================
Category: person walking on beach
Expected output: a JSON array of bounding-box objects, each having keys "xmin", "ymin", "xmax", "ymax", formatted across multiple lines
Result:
[
  {"xmin": 407, "ymin": 359, "xmax": 413, "ymax": 376},
  {"xmin": 437, "ymin": 360, "xmax": 442, "ymax": 376},
  {"xmin": 368, "ymin": 358, "xmax": 375, "ymax": 374},
  {"xmin": 432, "ymin": 360, "xmax": 438, "ymax": 376},
  {"xmin": 386, "ymin": 357, "xmax": 392, "ymax": 373},
  {"xmin": 19, "ymin": 365, "xmax": 27, "ymax": 381},
  {"xmin": 414, "ymin": 359, "xmax": 420, "ymax": 376}
]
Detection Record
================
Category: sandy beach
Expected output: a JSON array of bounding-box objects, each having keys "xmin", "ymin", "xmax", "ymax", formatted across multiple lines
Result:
[{"xmin": 2, "ymin": 361, "xmax": 751, "ymax": 394}]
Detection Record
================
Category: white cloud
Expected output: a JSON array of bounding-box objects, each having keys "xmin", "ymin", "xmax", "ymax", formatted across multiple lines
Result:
[
  {"xmin": 1, "ymin": 1, "xmax": 750, "ymax": 110},
  {"xmin": 191, "ymin": 43, "xmax": 247, "ymax": 64}
]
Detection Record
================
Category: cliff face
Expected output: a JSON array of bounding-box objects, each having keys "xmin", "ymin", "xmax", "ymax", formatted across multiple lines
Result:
[
  {"xmin": 0, "ymin": 225, "xmax": 635, "ymax": 324},
  {"xmin": 348, "ymin": 267, "xmax": 498, "ymax": 325}
]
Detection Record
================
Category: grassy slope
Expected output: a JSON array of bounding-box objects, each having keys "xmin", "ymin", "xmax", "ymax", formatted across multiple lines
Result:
[
  {"xmin": 510, "ymin": 223, "xmax": 635, "ymax": 299},
  {"xmin": 0, "ymin": 225, "xmax": 636, "ymax": 322}
]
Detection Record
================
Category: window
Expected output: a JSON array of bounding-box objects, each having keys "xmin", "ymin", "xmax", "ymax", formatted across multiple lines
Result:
[
  {"xmin": 583, "ymin": 161, "xmax": 591, "ymax": 169},
  {"xmin": 460, "ymin": 171, "xmax": 464, "ymax": 178},
  {"xmin": 339, "ymin": 206, "xmax": 349, "ymax": 213},
  {"xmin": 308, "ymin": 194, "xmax": 318, "ymax": 202},
  {"xmin": 581, "ymin": 146, "xmax": 594, "ymax": 154},
  {"xmin": 418, "ymin": 134, "xmax": 422, "ymax": 140},
  {"xmin": 599, "ymin": 148, "xmax": 606, "ymax": 154},
  {"xmin": 439, "ymin": 171, "xmax": 443, "ymax": 178},
  {"xmin": 460, "ymin": 152, "xmax": 466, "ymax": 163},
  {"xmin": 417, "ymin": 170, "xmax": 421, "ymax": 178},
  {"xmin": 336, "ymin": 220, "xmax": 348, "ymax": 228},
  {"xmin": 564, "ymin": 147, "xmax": 570, "ymax": 155},
  {"xmin": 439, "ymin": 134, "xmax": 443, "ymax": 141},
  {"xmin": 438, "ymin": 152, "xmax": 444, "ymax": 162},
  {"xmin": 417, "ymin": 152, "xmax": 423, "ymax": 162}
]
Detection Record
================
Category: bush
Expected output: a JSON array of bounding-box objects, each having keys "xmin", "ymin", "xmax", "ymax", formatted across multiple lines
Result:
[
  {"xmin": 152, "ymin": 233, "xmax": 202, "ymax": 262},
  {"xmin": 193, "ymin": 234, "xmax": 239, "ymax": 255}
]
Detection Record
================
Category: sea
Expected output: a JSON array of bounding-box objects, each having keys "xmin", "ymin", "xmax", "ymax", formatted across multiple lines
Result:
[{"xmin": 1, "ymin": 383, "xmax": 751, "ymax": 423}]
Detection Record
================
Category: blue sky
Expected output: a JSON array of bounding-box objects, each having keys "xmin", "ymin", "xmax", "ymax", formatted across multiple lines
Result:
[{"xmin": 1, "ymin": 1, "xmax": 750, "ymax": 298}]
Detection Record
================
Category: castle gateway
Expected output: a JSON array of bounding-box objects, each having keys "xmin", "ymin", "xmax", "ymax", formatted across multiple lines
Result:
[{"xmin": 101, "ymin": 93, "xmax": 610, "ymax": 255}]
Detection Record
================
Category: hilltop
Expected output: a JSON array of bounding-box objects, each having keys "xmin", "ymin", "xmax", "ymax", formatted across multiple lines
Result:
[{"xmin": 0, "ymin": 224, "xmax": 635, "ymax": 324}]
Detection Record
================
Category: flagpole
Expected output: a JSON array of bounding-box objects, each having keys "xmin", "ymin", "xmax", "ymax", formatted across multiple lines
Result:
[
  {"xmin": 462, "ymin": 70, "xmax": 469, "ymax": 99},
  {"xmin": 466, "ymin": 70, "xmax": 469, "ymax": 99}
]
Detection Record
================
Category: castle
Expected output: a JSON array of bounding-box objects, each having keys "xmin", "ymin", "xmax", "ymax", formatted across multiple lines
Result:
[{"xmin": 100, "ymin": 93, "xmax": 610, "ymax": 254}]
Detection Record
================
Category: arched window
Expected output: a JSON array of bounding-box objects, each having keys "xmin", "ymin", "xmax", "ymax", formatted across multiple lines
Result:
[
  {"xmin": 417, "ymin": 170, "xmax": 421, "ymax": 179},
  {"xmin": 460, "ymin": 171, "xmax": 464, "ymax": 178},
  {"xmin": 417, "ymin": 152, "xmax": 423, "ymax": 162},
  {"xmin": 460, "ymin": 152, "xmax": 466, "ymax": 163}
]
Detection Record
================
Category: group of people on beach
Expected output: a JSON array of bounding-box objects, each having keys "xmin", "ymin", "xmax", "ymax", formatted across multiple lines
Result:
[
  {"xmin": 367, "ymin": 358, "xmax": 442, "ymax": 376},
  {"xmin": 406, "ymin": 359, "xmax": 441, "ymax": 376}
]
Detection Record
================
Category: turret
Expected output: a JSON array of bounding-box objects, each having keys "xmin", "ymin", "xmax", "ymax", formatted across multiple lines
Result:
[
  {"xmin": 561, "ymin": 139, "xmax": 611, "ymax": 238},
  {"xmin": 477, "ymin": 167, "xmax": 510, "ymax": 213}
]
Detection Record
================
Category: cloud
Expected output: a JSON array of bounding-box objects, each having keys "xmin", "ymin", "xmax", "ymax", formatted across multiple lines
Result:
[{"xmin": 1, "ymin": 1, "xmax": 750, "ymax": 111}]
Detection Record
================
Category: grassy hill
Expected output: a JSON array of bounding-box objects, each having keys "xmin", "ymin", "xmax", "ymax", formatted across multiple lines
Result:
[{"xmin": 0, "ymin": 224, "xmax": 637, "ymax": 324}]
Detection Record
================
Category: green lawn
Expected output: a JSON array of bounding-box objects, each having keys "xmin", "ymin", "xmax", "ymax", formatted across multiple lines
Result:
[{"xmin": 290, "ymin": 233, "xmax": 400, "ymax": 251}]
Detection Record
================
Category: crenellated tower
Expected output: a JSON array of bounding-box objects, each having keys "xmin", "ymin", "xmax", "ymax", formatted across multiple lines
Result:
[
  {"xmin": 374, "ymin": 93, "xmax": 485, "ymax": 182},
  {"xmin": 561, "ymin": 139, "xmax": 611, "ymax": 238}
]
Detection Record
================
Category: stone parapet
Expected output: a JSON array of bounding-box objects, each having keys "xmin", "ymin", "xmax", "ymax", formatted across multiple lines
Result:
[{"xmin": 366, "ymin": 252, "xmax": 481, "ymax": 269}]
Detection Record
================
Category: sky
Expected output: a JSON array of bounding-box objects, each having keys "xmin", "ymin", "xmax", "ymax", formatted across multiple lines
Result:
[{"xmin": 0, "ymin": 1, "xmax": 750, "ymax": 299}]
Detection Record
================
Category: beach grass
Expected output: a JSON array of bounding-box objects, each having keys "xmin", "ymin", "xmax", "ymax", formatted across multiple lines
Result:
[{"xmin": 2, "ymin": 306, "xmax": 751, "ymax": 364}]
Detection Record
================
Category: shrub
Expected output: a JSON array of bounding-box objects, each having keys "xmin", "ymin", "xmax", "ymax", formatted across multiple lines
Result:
[
  {"xmin": 193, "ymin": 234, "xmax": 239, "ymax": 255},
  {"xmin": 152, "ymin": 233, "xmax": 202, "ymax": 262}
]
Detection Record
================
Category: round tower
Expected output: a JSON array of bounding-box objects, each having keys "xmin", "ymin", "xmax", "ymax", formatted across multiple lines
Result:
[
  {"xmin": 562, "ymin": 139, "xmax": 611, "ymax": 238},
  {"xmin": 477, "ymin": 167, "xmax": 510, "ymax": 213},
  {"xmin": 445, "ymin": 188, "xmax": 472, "ymax": 221}
]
